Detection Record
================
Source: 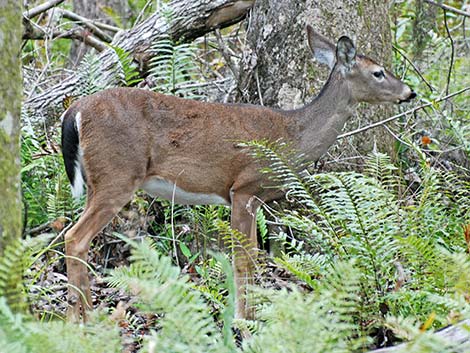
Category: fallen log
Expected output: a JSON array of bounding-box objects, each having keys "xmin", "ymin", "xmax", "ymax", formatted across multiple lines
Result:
[{"xmin": 24, "ymin": 0, "xmax": 254, "ymax": 125}]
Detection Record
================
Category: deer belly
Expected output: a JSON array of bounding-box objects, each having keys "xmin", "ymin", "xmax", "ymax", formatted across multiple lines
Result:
[{"xmin": 141, "ymin": 177, "xmax": 230, "ymax": 206}]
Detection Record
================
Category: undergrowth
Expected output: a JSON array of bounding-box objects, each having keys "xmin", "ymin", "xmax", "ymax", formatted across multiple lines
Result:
[
  {"xmin": 11, "ymin": 2, "xmax": 470, "ymax": 351},
  {"xmin": 5, "ymin": 143, "xmax": 470, "ymax": 352}
]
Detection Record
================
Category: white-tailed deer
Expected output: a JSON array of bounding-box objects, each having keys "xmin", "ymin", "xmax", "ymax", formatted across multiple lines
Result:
[{"xmin": 61, "ymin": 25, "xmax": 415, "ymax": 321}]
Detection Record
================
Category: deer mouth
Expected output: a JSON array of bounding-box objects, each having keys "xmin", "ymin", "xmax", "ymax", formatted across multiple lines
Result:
[{"xmin": 397, "ymin": 91, "xmax": 417, "ymax": 104}]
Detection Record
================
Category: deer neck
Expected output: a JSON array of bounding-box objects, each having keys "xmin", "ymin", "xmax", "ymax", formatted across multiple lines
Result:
[{"xmin": 287, "ymin": 71, "xmax": 356, "ymax": 161}]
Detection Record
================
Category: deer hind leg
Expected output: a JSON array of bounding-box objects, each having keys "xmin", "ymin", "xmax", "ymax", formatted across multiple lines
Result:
[
  {"xmin": 65, "ymin": 187, "xmax": 135, "ymax": 321},
  {"xmin": 230, "ymin": 192, "xmax": 260, "ymax": 320}
]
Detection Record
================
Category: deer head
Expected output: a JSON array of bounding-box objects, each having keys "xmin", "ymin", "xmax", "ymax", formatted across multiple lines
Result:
[{"xmin": 306, "ymin": 25, "xmax": 416, "ymax": 105}]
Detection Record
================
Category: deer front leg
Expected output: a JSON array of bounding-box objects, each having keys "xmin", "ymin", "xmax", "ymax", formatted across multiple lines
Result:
[{"xmin": 230, "ymin": 192, "xmax": 260, "ymax": 320}]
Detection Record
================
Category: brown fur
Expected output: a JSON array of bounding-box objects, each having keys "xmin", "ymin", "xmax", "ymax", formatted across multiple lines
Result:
[{"xmin": 62, "ymin": 27, "xmax": 415, "ymax": 321}]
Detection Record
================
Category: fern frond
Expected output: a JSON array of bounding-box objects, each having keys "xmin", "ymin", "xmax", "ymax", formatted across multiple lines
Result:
[
  {"xmin": 273, "ymin": 253, "xmax": 328, "ymax": 288},
  {"xmin": 0, "ymin": 239, "xmax": 26, "ymax": 312},
  {"xmin": 243, "ymin": 261, "xmax": 367, "ymax": 353},
  {"xmin": 256, "ymin": 208, "xmax": 268, "ymax": 245},
  {"xmin": 241, "ymin": 140, "xmax": 341, "ymax": 241},
  {"xmin": 109, "ymin": 45, "xmax": 143, "ymax": 86},
  {"xmin": 241, "ymin": 140, "xmax": 312, "ymax": 203},
  {"xmin": 74, "ymin": 52, "xmax": 116, "ymax": 97},
  {"xmin": 215, "ymin": 220, "xmax": 260, "ymax": 262},
  {"xmin": 364, "ymin": 150, "xmax": 399, "ymax": 191},
  {"xmin": 313, "ymin": 172, "xmax": 401, "ymax": 294},
  {"xmin": 149, "ymin": 35, "xmax": 204, "ymax": 99},
  {"xmin": 0, "ymin": 298, "xmax": 121, "ymax": 353},
  {"xmin": 107, "ymin": 238, "xmax": 233, "ymax": 353}
]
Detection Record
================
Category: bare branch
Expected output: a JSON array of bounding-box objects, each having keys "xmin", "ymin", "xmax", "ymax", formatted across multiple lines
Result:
[
  {"xmin": 25, "ymin": 0, "xmax": 255, "ymax": 123},
  {"xmin": 23, "ymin": 0, "xmax": 65, "ymax": 19},
  {"xmin": 90, "ymin": 21, "xmax": 121, "ymax": 33},
  {"xmin": 443, "ymin": 10, "xmax": 455, "ymax": 98},
  {"xmin": 56, "ymin": 8, "xmax": 114, "ymax": 43},
  {"xmin": 423, "ymin": 0, "xmax": 470, "ymax": 18},
  {"xmin": 337, "ymin": 87, "xmax": 470, "ymax": 139},
  {"xmin": 68, "ymin": 30, "xmax": 108, "ymax": 52},
  {"xmin": 22, "ymin": 21, "xmax": 107, "ymax": 52}
]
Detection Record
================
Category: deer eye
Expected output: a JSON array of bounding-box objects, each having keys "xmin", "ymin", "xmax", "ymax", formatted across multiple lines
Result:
[{"xmin": 373, "ymin": 70, "xmax": 385, "ymax": 79}]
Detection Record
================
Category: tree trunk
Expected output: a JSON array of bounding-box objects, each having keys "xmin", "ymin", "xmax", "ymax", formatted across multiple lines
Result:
[
  {"xmin": 25, "ymin": 0, "xmax": 255, "ymax": 126},
  {"xmin": 0, "ymin": 0, "xmax": 23, "ymax": 301},
  {"xmin": 239, "ymin": 0, "xmax": 396, "ymax": 164}
]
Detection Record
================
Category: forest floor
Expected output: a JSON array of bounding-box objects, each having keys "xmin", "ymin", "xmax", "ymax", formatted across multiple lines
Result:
[{"xmin": 28, "ymin": 213, "xmax": 303, "ymax": 353}]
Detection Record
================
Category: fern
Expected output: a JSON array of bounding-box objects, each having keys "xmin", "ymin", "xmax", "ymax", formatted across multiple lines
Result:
[
  {"xmin": 21, "ymin": 131, "xmax": 77, "ymax": 227},
  {"xmin": 243, "ymin": 261, "xmax": 367, "ymax": 353},
  {"xmin": 214, "ymin": 219, "xmax": 266, "ymax": 286},
  {"xmin": 0, "ymin": 239, "xmax": 26, "ymax": 312},
  {"xmin": 248, "ymin": 141, "xmax": 470, "ymax": 341},
  {"xmin": 149, "ymin": 35, "xmax": 204, "ymax": 99},
  {"xmin": 0, "ymin": 297, "xmax": 27, "ymax": 352},
  {"xmin": 73, "ymin": 52, "xmax": 115, "ymax": 97},
  {"xmin": 242, "ymin": 140, "xmax": 339, "ymax": 243},
  {"xmin": 273, "ymin": 253, "xmax": 326, "ymax": 289},
  {"xmin": 210, "ymin": 252, "xmax": 237, "ymax": 352},
  {"xmin": 256, "ymin": 208, "xmax": 269, "ymax": 245},
  {"xmin": 109, "ymin": 45, "xmax": 143, "ymax": 86},
  {"xmin": 107, "ymin": 238, "xmax": 235, "ymax": 353},
  {"xmin": 0, "ymin": 299, "xmax": 121, "ymax": 353},
  {"xmin": 0, "ymin": 233, "xmax": 66, "ymax": 314},
  {"xmin": 364, "ymin": 150, "xmax": 400, "ymax": 191}
]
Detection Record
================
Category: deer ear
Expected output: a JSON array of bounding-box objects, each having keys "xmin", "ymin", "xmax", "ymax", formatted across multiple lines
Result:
[
  {"xmin": 336, "ymin": 36, "xmax": 356, "ymax": 70},
  {"xmin": 306, "ymin": 25, "xmax": 336, "ymax": 69}
]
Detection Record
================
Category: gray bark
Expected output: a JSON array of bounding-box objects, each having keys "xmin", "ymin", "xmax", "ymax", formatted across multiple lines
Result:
[
  {"xmin": 24, "ymin": 0, "xmax": 254, "ymax": 126},
  {"xmin": 0, "ymin": 1, "xmax": 23, "ymax": 280},
  {"xmin": 239, "ymin": 0, "xmax": 396, "ymax": 163}
]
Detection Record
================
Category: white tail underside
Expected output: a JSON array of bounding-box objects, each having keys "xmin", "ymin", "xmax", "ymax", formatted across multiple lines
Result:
[{"xmin": 71, "ymin": 147, "xmax": 85, "ymax": 199}]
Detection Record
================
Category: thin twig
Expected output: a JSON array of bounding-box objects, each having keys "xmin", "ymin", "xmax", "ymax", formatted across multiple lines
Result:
[
  {"xmin": 443, "ymin": 10, "xmax": 455, "ymax": 98},
  {"xmin": 135, "ymin": 0, "xmax": 154, "ymax": 26},
  {"xmin": 171, "ymin": 170, "xmax": 185, "ymax": 267},
  {"xmin": 392, "ymin": 45, "xmax": 435, "ymax": 92},
  {"xmin": 60, "ymin": 29, "xmax": 107, "ymax": 52},
  {"xmin": 324, "ymin": 155, "xmax": 364, "ymax": 165},
  {"xmin": 48, "ymin": 222, "xmax": 74, "ymax": 249},
  {"xmin": 337, "ymin": 87, "xmax": 470, "ymax": 139},
  {"xmin": 176, "ymin": 78, "xmax": 230, "ymax": 90},
  {"xmin": 383, "ymin": 124, "xmax": 413, "ymax": 148},
  {"xmin": 423, "ymin": 0, "xmax": 470, "ymax": 18},
  {"xmin": 214, "ymin": 29, "xmax": 240, "ymax": 78},
  {"xmin": 88, "ymin": 21, "xmax": 120, "ymax": 33},
  {"xmin": 22, "ymin": 20, "xmax": 107, "ymax": 52},
  {"xmin": 255, "ymin": 68, "xmax": 264, "ymax": 106}
]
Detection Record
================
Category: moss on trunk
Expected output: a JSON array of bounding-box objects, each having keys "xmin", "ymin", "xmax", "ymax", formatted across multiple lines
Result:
[{"xmin": 0, "ymin": 2, "xmax": 23, "ymax": 255}]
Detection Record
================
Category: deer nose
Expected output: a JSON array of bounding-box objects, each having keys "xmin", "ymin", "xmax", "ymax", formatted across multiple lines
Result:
[{"xmin": 399, "ymin": 90, "xmax": 417, "ymax": 104}]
